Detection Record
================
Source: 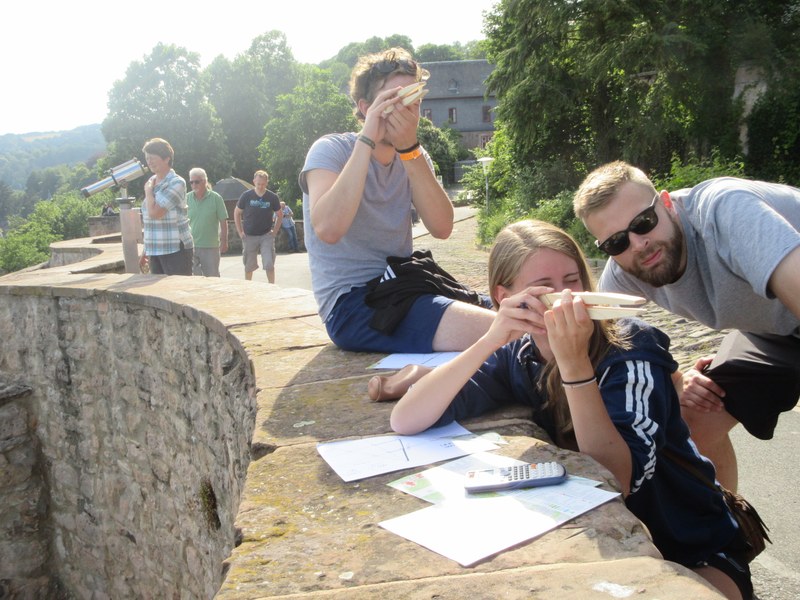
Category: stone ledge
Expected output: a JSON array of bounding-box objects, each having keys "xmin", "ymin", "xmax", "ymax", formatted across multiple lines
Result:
[
  {"xmin": 0, "ymin": 237, "xmax": 724, "ymax": 599},
  {"xmin": 225, "ymin": 556, "xmax": 723, "ymax": 599},
  {"xmin": 219, "ymin": 435, "xmax": 670, "ymax": 598}
]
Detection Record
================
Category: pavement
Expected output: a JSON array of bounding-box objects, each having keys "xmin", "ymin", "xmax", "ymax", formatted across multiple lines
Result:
[{"xmin": 219, "ymin": 205, "xmax": 479, "ymax": 289}]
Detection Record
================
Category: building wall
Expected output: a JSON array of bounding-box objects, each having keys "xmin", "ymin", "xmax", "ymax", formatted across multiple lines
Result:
[{"xmin": 421, "ymin": 59, "xmax": 497, "ymax": 149}]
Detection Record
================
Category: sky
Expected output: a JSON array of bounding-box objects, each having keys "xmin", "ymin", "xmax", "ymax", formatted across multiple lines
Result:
[{"xmin": 1, "ymin": 0, "xmax": 498, "ymax": 136}]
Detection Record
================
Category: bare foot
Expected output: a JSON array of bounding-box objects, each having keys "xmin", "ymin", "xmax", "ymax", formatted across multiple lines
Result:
[{"xmin": 367, "ymin": 364, "xmax": 431, "ymax": 402}]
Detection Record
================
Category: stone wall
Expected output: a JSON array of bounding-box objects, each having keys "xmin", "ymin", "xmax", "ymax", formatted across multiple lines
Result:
[
  {"xmin": 88, "ymin": 216, "xmax": 121, "ymax": 238},
  {"xmin": 0, "ymin": 382, "xmax": 51, "ymax": 598},
  {"xmin": 0, "ymin": 286, "xmax": 256, "ymax": 599}
]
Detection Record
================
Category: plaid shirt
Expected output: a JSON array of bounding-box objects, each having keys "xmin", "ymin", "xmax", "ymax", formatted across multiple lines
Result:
[{"xmin": 142, "ymin": 169, "xmax": 193, "ymax": 256}]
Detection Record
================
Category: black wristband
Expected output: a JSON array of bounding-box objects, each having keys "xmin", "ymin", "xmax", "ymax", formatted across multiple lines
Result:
[
  {"xmin": 561, "ymin": 375, "xmax": 596, "ymax": 386},
  {"xmin": 395, "ymin": 141, "xmax": 420, "ymax": 154},
  {"xmin": 358, "ymin": 134, "xmax": 376, "ymax": 149}
]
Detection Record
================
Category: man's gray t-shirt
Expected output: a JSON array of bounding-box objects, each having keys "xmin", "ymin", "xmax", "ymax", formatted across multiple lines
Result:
[
  {"xmin": 299, "ymin": 133, "xmax": 435, "ymax": 322},
  {"xmin": 599, "ymin": 177, "xmax": 800, "ymax": 336}
]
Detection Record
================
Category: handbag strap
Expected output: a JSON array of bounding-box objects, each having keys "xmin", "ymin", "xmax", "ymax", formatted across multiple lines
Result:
[{"xmin": 662, "ymin": 446, "xmax": 720, "ymax": 493}]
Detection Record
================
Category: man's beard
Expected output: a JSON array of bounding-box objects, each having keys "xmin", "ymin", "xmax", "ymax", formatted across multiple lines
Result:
[{"xmin": 625, "ymin": 212, "xmax": 685, "ymax": 287}]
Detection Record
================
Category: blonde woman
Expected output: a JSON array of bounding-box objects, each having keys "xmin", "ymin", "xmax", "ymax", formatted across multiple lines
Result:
[{"xmin": 391, "ymin": 220, "xmax": 753, "ymax": 600}]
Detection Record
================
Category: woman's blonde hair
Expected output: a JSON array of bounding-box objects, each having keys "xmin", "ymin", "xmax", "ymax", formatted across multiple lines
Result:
[{"xmin": 487, "ymin": 220, "xmax": 628, "ymax": 440}]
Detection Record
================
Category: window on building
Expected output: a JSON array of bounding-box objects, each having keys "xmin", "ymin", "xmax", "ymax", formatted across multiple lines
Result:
[
  {"xmin": 422, "ymin": 108, "xmax": 432, "ymax": 120},
  {"xmin": 448, "ymin": 79, "xmax": 459, "ymax": 93},
  {"xmin": 448, "ymin": 107, "xmax": 457, "ymax": 123},
  {"xmin": 482, "ymin": 105, "xmax": 492, "ymax": 123}
]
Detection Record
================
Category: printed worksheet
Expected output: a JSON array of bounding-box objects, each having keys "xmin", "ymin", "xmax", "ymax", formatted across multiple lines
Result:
[
  {"xmin": 380, "ymin": 453, "xmax": 620, "ymax": 566},
  {"xmin": 316, "ymin": 422, "xmax": 498, "ymax": 482},
  {"xmin": 367, "ymin": 352, "xmax": 460, "ymax": 370}
]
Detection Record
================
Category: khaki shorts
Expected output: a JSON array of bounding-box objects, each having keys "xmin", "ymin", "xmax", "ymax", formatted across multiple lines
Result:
[{"xmin": 242, "ymin": 232, "xmax": 276, "ymax": 273}]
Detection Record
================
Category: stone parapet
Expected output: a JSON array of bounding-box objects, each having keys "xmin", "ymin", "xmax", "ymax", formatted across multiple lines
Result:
[
  {"xmin": 87, "ymin": 215, "xmax": 121, "ymax": 238},
  {"xmin": 0, "ymin": 241, "xmax": 724, "ymax": 599}
]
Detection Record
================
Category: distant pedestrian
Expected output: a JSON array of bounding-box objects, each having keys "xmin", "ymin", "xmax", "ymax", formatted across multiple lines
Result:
[
  {"xmin": 187, "ymin": 167, "xmax": 229, "ymax": 277},
  {"xmin": 140, "ymin": 138, "xmax": 193, "ymax": 276},
  {"xmin": 234, "ymin": 170, "xmax": 282, "ymax": 283},
  {"xmin": 280, "ymin": 201, "xmax": 299, "ymax": 252}
]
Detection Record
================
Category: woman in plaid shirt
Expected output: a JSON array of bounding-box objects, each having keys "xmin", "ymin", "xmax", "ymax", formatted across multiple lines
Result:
[{"xmin": 140, "ymin": 138, "xmax": 194, "ymax": 275}]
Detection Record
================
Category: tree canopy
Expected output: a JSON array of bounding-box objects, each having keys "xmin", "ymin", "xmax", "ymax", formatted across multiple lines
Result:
[
  {"xmin": 483, "ymin": 0, "xmax": 800, "ymax": 189},
  {"xmin": 206, "ymin": 31, "xmax": 299, "ymax": 179},
  {"xmin": 102, "ymin": 43, "xmax": 232, "ymax": 188},
  {"xmin": 259, "ymin": 66, "xmax": 358, "ymax": 203}
]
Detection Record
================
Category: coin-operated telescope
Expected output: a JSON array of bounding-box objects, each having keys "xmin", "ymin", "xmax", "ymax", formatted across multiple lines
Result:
[
  {"xmin": 80, "ymin": 158, "xmax": 148, "ymax": 198},
  {"xmin": 81, "ymin": 159, "xmax": 150, "ymax": 274}
]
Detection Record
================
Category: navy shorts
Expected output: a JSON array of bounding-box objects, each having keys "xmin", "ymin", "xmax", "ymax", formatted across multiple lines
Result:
[
  {"xmin": 702, "ymin": 549, "xmax": 753, "ymax": 600},
  {"xmin": 325, "ymin": 285, "xmax": 454, "ymax": 353},
  {"xmin": 705, "ymin": 330, "xmax": 800, "ymax": 439}
]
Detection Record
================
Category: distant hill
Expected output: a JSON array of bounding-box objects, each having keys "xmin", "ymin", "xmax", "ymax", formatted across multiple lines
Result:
[{"xmin": 0, "ymin": 124, "xmax": 107, "ymax": 190}]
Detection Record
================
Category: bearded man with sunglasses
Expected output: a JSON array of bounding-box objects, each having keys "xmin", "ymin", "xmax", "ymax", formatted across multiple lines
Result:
[
  {"xmin": 573, "ymin": 160, "xmax": 800, "ymax": 491},
  {"xmin": 299, "ymin": 48, "xmax": 495, "ymax": 354}
]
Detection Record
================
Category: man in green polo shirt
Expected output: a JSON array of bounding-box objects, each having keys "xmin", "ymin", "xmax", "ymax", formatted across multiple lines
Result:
[{"xmin": 186, "ymin": 167, "xmax": 229, "ymax": 277}]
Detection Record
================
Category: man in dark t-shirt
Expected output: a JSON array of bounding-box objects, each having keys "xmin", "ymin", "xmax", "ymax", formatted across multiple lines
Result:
[{"xmin": 234, "ymin": 170, "xmax": 282, "ymax": 282}]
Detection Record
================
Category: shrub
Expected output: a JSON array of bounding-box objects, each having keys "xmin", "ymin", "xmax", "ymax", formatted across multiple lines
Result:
[{"xmin": 652, "ymin": 150, "xmax": 745, "ymax": 191}]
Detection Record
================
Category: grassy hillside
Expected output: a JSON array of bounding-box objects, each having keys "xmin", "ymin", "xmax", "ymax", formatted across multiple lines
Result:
[{"xmin": 0, "ymin": 125, "xmax": 107, "ymax": 189}]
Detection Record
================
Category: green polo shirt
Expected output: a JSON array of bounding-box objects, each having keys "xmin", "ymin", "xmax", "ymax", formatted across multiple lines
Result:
[{"xmin": 187, "ymin": 189, "xmax": 228, "ymax": 248}]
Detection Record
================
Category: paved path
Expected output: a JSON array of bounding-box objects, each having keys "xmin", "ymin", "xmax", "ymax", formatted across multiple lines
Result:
[{"xmin": 219, "ymin": 206, "xmax": 479, "ymax": 289}]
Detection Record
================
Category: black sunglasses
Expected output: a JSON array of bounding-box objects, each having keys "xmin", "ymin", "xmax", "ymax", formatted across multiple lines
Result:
[
  {"xmin": 371, "ymin": 57, "xmax": 418, "ymax": 77},
  {"xmin": 595, "ymin": 194, "xmax": 659, "ymax": 256}
]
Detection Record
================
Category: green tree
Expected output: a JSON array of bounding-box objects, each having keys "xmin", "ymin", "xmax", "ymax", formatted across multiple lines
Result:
[
  {"xmin": 321, "ymin": 35, "xmax": 415, "ymax": 69},
  {"xmin": 415, "ymin": 44, "xmax": 463, "ymax": 63},
  {"xmin": 0, "ymin": 219, "xmax": 57, "ymax": 273},
  {"xmin": 206, "ymin": 31, "xmax": 299, "ymax": 179},
  {"xmin": 0, "ymin": 188, "xmax": 102, "ymax": 273},
  {"xmin": 417, "ymin": 118, "xmax": 460, "ymax": 184},
  {"xmin": 102, "ymin": 43, "xmax": 232, "ymax": 190},
  {"xmin": 0, "ymin": 180, "xmax": 25, "ymax": 229},
  {"xmin": 483, "ymin": 0, "xmax": 788, "ymax": 197},
  {"xmin": 459, "ymin": 40, "xmax": 488, "ymax": 60},
  {"xmin": 259, "ymin": 67, "xmax": 358, "ymax": 202}
]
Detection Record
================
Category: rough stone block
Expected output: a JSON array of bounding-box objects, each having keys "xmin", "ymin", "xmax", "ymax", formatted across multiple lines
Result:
[{"xmin": 222, "ymin": 436, "xmax": 658, "ymax": 598}]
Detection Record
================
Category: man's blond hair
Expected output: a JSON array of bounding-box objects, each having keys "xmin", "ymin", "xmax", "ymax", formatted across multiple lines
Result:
[
  {"xmin": 573, "ymin": 161, "xmax": 656, "ymax": 221},
  {"xmin": 348, "ymin": 47, "xmax": 429, "ymax": 120}
]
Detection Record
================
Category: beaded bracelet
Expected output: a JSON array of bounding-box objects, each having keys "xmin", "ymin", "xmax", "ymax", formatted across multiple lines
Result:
[
  {"xmin": 561, "ymin": 376, "xmax": 597, "ymax": 389},
  {"xmin": 357, "ymin": 134, "xmax": 376, "ymax": 149}
]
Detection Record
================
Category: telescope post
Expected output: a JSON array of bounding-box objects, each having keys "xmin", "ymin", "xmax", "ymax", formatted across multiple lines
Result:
[{"xmin": 117, "ymin": 186, "xmax": 142, "ymax": 274}]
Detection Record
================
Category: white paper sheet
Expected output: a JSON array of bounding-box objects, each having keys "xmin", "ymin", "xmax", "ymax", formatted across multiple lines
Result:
[
  {"xmin": 380, "ymin": 496, "xmax": 556, "ymax": 566},
  {"xmin": 380, "ymin": 452, "xmax": 620, "ymax": 566},
  {"xmin": 367, "ymin": 352, "xmax": 460, "ymax": 370},
  {"xmin": 316, "ymin": 422, "xmax": 499, "ymax": 482}
]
